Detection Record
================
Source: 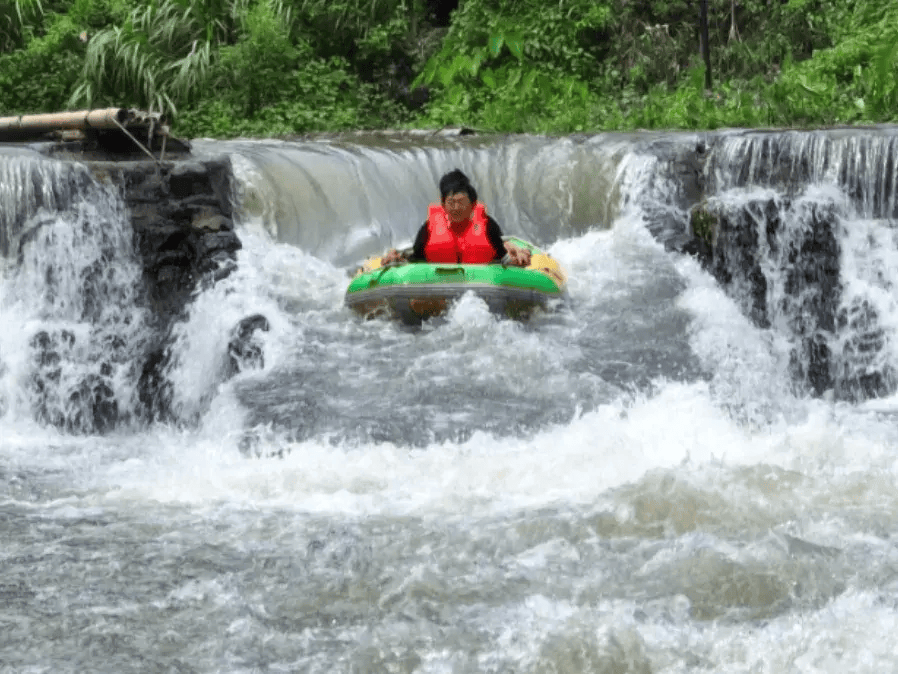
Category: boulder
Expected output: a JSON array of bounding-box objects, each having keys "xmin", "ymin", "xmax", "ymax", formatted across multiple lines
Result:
[{"xmin": 227, "ymin": 314, "xmax": 270, "ymax": 377}]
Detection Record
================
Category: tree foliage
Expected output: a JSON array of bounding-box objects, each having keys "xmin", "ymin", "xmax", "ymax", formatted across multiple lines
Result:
[
  {"xmin": 0, "ymin": 0, "xmax": 897, "ymax": 136},
  {"xmin": 69, "ymin": 0, "xmax": 216, "ymax": 114},
  {"xmin": 0, "ymin": 0, "xmax": 43, "ymax": 51}
]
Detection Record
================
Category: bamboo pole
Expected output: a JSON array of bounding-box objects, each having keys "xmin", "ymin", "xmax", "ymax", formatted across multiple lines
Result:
[{"xmin": 0, "ymin": 108, "xmax": 161, "ymax": 133}]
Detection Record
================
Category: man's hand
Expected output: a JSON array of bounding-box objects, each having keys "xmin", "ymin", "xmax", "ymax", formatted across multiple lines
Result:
[
  {"xmin": 504, "ymin": 242, "xmax": 531, "ymax": 267},
  {"xmin": 382, "ymin": 248, "xmax": 404, "ymax": 265}
]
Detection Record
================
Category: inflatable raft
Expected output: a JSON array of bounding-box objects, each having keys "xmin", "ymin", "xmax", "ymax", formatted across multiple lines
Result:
[{"xmin": 345, "ymin": 237, "xmax": 567, "ymax": 323}]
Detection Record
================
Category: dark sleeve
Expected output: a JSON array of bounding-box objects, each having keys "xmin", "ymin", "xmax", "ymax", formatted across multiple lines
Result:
[
  {"xmin": 486, "ymin": 216, "xmax": 506, "ymax": 261},
  {"xmin": 407, "ymin": 222, "xmax": 429, "ymax": 262}
]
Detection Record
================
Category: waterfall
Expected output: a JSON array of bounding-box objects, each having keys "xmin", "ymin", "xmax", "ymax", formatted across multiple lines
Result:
[
  {"xmin": 702, "ymin": 129, "xmax": 898, "ymax": 399},
  {"xmin": 0, "ymin": 153, "xmax": 150, "ymax": 431},
  {"xmin": 706, "ymin": 129, "xmax": 898, "ymax": 219},
  {"xmin": 5, "ymin": 128, "xmax": 898, "ymax": 433}
]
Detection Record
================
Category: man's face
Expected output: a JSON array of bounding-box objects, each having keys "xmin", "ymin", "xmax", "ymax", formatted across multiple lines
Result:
[{"xmin": 443, "ymin": 191, "xmax": 474, "ymax": 225}]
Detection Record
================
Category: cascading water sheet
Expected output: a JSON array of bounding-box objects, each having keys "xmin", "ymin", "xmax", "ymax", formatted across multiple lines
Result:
[{"xmin": 0, "ymin": 154, "xmax": 150, "ymax": 433}]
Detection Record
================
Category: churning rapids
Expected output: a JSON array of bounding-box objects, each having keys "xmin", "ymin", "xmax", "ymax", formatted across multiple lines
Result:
[{"xmin": 3, "ymin": 129, "xmax": 898, "ymax": 672}]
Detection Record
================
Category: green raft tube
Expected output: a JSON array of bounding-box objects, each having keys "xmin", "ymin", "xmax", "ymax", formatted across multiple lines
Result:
[{"xmin": 345, "ymin": 237, "xmax": 567, "ymax": 323}]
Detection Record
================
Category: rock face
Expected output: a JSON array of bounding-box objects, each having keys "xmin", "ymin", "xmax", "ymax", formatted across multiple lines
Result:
[
  {"xmin": 648, "ymin": 128, "xmax": 898, "ymax": 401},
  {"xmin": 88, "ymin": 158, "xmax": 241, "ymax": 316},
  {"xmin": 29, "ymin": 329, "xmax": 118, "ymax": 434},
  {"xmin": 691, "ymin": 195, "xmax": 842, "ymax": 397},
  {"xmin": 4, "ymin": 147, "xmax": 277, "ymax": 433},
  {"xmin": 78, "ymin": 156, "xmax": 245, "ymax": 428},
  {"xmin": 227, "ymin": 314, "xmax": 271, "ymax": 378}
]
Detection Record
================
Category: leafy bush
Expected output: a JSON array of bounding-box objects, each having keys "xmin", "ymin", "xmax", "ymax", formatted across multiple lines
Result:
[
  {"xmin": 757, "ymin": 1, "xmax": 898, "ymax": 126},
  {"xmin": 68, "ymin": 0, "xmax": 220, "ymax": 114},
  {"xmin": 0, "ymin": 0, "xmax": 43, "ymax": 51},
  {"xmin": 177, "ymin": 56, "xmax": 397, "ymax": 138},
  {"xmin": 0, "ymin": 10, "xmax": 85, "ymax": 114},
  {"xmin": 414, "ymin": 1, "xmax": 610, "ymax": 131},
  {"xmin": 175, "ymin": 0, "xmax": 408, "ymax": 137}
]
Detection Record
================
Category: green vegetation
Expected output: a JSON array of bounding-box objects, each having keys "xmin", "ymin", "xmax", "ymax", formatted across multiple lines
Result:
[
  {"xmin": 690, "ymin": 203, "xmax": 716, "ymax": 245},
  {"xmin": 1, "ymin": 0, "xmax": 897, "ymax": 137}
]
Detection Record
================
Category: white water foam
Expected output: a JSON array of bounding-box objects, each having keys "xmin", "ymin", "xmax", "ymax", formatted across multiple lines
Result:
[{"xmin": 18, "ymin": 210, "xmax": 876, "ymax": 525}]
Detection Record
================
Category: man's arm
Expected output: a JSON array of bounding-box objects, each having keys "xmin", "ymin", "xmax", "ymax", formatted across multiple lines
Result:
[
  {"xmin": 408, "ymin": 222, "xmax": 429, "ymax": 261},
  {"xmin": 487, "ymin": 217, "xmax": 530, "ymax": 266},
  {"xmin": 485, "ymin": 217, "xmax": 506, "ymax": 261},
  {"xmin": 383, "ymin": 222, "xmax": 428, "ymax": 264}
]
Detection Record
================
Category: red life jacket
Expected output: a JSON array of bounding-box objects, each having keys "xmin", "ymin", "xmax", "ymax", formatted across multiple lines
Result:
[{"xmin": 424, "ymin": 202, "xmax": 496, "ymax": 264}]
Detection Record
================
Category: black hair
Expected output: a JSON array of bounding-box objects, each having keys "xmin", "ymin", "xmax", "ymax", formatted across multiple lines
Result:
[{"xmin": 439, "ymin": 169, "xmax": 477, "ymax": 203}]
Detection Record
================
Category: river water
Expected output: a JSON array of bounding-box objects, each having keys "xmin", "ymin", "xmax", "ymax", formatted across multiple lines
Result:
[{"xmin": 3, "ymin": 130, "xmax": 898, "ymax": 672}]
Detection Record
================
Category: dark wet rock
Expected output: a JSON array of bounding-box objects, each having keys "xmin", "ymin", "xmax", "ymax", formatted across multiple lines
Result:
[
  {"xmin": 90, "ymin": 157, "xmax": 238, "ymax": 321},
  {"xmin": 202, "ymin": 251, "xmax": 238, "ymax": 280},
  {"xmin": 168, "ymin": 199, "xmax": 222, "ymax": 225},
  {"xmin": 192, "ymin": 212, "xmax": 233, "ymax": 232},
  {"xmin": 694, "ymin": 193, "xmax": 846, "ymax": 398},
  {"xmin": 64, "ymin": 374, "xmax": 118, "ymax": 434},
  {"xmin": 138, "ymin": 348, "xmax": 174, "ymax": 423},
  {"xmin": 227, "ymin": 314, "xmax": 270, "ymax": 378},
  {"xmin": 707, "ymin": 197, "xmax": 775, "ymax": 329},
  {"xmin": 128, "ymin": 203, "xmax": 169, "ymax": 232},
  {"xmin": 30, "ymin": 345, "xmax": 63, "ymax": 429},
  {"xmin": 168, "ymin": 162, "xmax": 211, "ymax": 198},
  {"xmin": 152, "ymin": 248, "xmax": 193, "ymax": 268},
  {"xmin": 835, "ymin": 298, "xmax": 896, "ymax": 401},
  {"xmin": 65, "ymin": 375, "xmax": 117, "ymax": 434},
  {"xmin": 29, "ymin": 329, "xmax": 74, "ymax": 369},
  {"xmin": 680, "ymin": 235, "xmax": 712, "ymax": 261},
  {"xmin": 196, "ymin": 230, "xmax": 241, "ymax": 260},
  {"xmin": 635, "ymin": 135, "xmax": 710, "ymax": 253},
  {"xmin": 124, "ymin": 168, "xmax": 166, "ymax": 201},
  {"xmin": 28, "ymin": 329, "xmax": 120, "ymax": 434},
  {"xmin": 128, "ymin": 160, "xmax": 239, "ymax": 309},
  {"xmin": 81, "ymin": 159, "xmax": 246, "ymax": 401}
]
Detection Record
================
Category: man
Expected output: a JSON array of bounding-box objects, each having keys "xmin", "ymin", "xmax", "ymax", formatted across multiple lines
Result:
[{"xmin": 383, "ymin": 169, "xmax": 531, "ymax": 267}]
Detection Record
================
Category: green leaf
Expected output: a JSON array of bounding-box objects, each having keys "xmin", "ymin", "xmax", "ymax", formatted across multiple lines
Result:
[
  {"xmin": 689, "ymin": 65, "xmax": 705, "ymax": 93},
  {"xmin": 874, "ymin": 38, "xmax": 898, "ymax": 81},
  {"xmin": 505, "ymin": 32, "xmax": 524, "ymax": 61},
  {"xmin": 469, "ymin": 52, "xmax": 485, "ymax": 76},
  {"xmin": 488, "ymin": 34, "xmax": 503, "ymax": 57}
]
